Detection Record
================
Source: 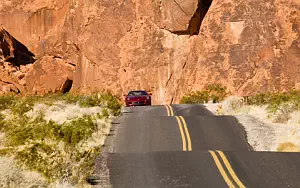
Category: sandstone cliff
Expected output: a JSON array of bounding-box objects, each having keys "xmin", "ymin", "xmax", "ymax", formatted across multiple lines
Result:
[{"xmin": 0, "ymin": 0, "xmax": 299, "ymax": 104}]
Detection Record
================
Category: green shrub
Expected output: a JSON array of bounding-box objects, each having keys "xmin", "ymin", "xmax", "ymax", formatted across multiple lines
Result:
[
  {"xmin": 247, "ymin": 92, "xmax": 273, "ymax": 105},
  {"xmin": 204, "ymin": 84, "xmax": 228, "ymax": 103},
  {"xmin": 15, "ymin": 142, "xmax": 64, "ymax": 182},
  {"xmin": 78, "ymin": 95, "xmax": 100, "ymax": 107},
  {"xmin": 0, "ymin": 95, "xmax": 16, "ymax": 110},
  {"xmin": 247, "ymin": 90, "xmax": 300, "ymax": 113},
  {"xmin": 277, "ymin": 142, "xmax": 300, "ymax": 152},
  {"xmin": 180, "ymin": 84, "xmax": 228, "ymax": 104},
  {"xmin": 180, "ymin": 90, "xmax": 209, "ymax": 104},
  {"xmin": 246, "ymin": 90, "xmax": 300, "ymax": 123},
  {"xmin": 0, "ymin": 113, "xmax": 5, "ymax": 133},
  {"xmin": 4, "ymin": 113, "xmax": 53, "ymax": 146},
  {"xmin": 10, "ymin": 96, "xmax": 38, "ymax": 115},
  {"xmin": 78, "ymin": 91, "xmax": 121, "ymax": 116},
  {"xmin": 247, "ymin": 90, "xmax": 300, "ymax": 108},
  {"xmin": 101, "ymin": 108, "xmax": 110, "ymax": 119},
  {"xmin": 59, "ymin": 115, "xmax": 97, "ymax": 147},
  {"xmin": 2, "ymin": 113, "xmax": 100, "ymax": 183},
  {"xmin": 61, "ymin": 92, "xmax": 81, "ymax": 104},
  {"xmin": 0, "ymin": 92, "xmax": 120, "ymax": 185},
  {"xmin": 4, "ymin": 113, "xmax": 97, "ymax": 148},
  {"xmin": 1, "ymin": 91, "xmax": 122, "ymax": 116}
]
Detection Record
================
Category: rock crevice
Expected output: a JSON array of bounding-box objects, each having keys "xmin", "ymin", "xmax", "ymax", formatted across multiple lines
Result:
[{"xmin": 172, "ymin": 0, "xmax": 213, "ymax": 35}]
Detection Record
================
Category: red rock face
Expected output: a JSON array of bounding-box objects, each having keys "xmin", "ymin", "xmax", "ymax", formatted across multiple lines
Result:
[
  {"xmin": 0, "ymin": 28, "xmax": 74, "ymax": 95},
  {"xmin": 0, "ymin": 0, "xmax": 299, "ymax": 104},
  {"xmin": 25, "ymin": 56, "xmax": 74, "ymax": 94},
  {"xmin": 172, "ymin": 0, "xmax": 300, "ymax": 102}
]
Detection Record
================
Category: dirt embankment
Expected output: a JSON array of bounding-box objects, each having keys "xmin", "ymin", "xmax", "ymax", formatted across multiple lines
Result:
[{"xmin": 205, "ymin": 98, "xmax": 300, "ymax": 152}]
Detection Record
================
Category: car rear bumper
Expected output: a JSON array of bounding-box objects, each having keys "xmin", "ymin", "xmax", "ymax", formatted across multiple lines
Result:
[{"xmin": 126, "ymin": 100, "xmax": 151, "ymax": 107}]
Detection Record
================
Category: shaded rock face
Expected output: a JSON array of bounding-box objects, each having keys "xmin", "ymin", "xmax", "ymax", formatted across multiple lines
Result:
[
  {"xmin": 0, "ymin": 28, "xmax": 74, "ymax": 95},
  {"xmin": 0, "ymin": 28, "xmax": 33, "ymax": 94},
  {"xmin": 0, "ymin": 0, "xmax": 300, "ymax": 104},
  {"xmin": 0, "ymin": 28, "xmax": 35, "ymax": 66}
]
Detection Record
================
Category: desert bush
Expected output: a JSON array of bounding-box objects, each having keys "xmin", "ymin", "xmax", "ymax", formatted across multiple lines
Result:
[
  {"xmin": 0, "ymin": 157, "xmax": 47, "ymax": 188},
  {"xmin": 0, "ymin": 95, "xmax": 16, "ymax": 110},
  {"xmin": 10, "ymin": 97, "xmax": 38, "ymax": 116},
  {"xmin": 101, "ymin": 108, "xmax": 110, "ymax": 119},
  {"xmin": 4, "ymin": 113, "xmax": 97, "ymax": 148},
  {"xmin": 267, "ymin": 93, "xmax": 298, "ymax": 113},
  {"xmin": 59, "ymin": 115, "xmax": 97, "ymax": 147},
  {"xmin": 180, "ymin": 90, "xmax": 209, "ymax": 104},
  {"xmin": 277, "ymin": 142, "xmax": 300, "ymax": 152},
  {"xmin": 246, "ymin": 90, "xmax": 300, "ymax": 123},
  {"xmin": 1, "ymin": 112, "xmax": 101, "ymax": 184},
  {"xmin": 180, "ymin": 84, "xmax": 228, "ymax": 104},
  {"xmin": 270, "ymin": 102, "xmax": 297, "ymax": 124},
  {"xmin": 61, "ymin": 92, "xmax": 81, "ymax": 104},
  {"xmin": 204, "ymin": 84, "xmax": 228, "ymax": 103},
  {"xmin": 78, "ymin": 91, "xmax": 121, "ymax": 116},
  {"xmin": 0, "ymin": 113, "xmax": 4, "ymax": 131},
  {"xmin": 0, "ymin": 92, "xmax": 119, "ymax": 186},
  {"xmin": 247, "ymin": 90, "xmax": 300, "ymax": 110},
  {"xmin": 247, "ymin": 92, "xmax": 273, "ymax": 105},
  {"xmin": 1, "ymin": 91, "xmax": 122, "ymax": 117},
  {"xmin": 221, "ymin": 96, "xmax": 244, "ymax": 115}
]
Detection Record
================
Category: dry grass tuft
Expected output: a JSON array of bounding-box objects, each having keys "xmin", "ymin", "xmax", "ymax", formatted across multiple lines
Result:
[
  {"xmin": 218, "ymin": 96, "xmax": 245, "ymax": 115},
  {"xmin": 277, "ymin": 142, "xmax": 300, "ymax": 152}
]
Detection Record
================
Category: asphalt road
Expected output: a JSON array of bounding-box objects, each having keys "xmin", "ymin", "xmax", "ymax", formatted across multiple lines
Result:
[{"xmin": 93, "ymin": 105, "xmax": 300, "ymax": 188}]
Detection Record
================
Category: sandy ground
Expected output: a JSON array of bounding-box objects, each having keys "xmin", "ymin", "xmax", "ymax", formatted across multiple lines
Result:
[{"xmin": 204, "ymin": 102, "xmax": 300, "ymax": 152}]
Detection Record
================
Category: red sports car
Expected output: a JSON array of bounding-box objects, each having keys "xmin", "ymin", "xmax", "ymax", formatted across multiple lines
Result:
[{"xmin": 124, "ymin": 90, "xmax": 152, "ymax": 107}]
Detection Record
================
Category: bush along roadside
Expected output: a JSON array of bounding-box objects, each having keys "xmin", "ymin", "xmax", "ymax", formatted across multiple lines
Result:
[
  {"xmin": 0, "ymin": 91, "xmax": 122, "ymax": 186},
  {"xmin": 180, "ymin": 84, "xmax": 229, "ymax": 104},
  {"xmin": 247, "ymin": 90, "xmax": 300, "ymax": 123}
]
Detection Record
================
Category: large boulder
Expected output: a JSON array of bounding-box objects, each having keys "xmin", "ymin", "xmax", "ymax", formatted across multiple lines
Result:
[{"xmin": 25, "ymin": 56, "xmax": 74, "ymax": 94}]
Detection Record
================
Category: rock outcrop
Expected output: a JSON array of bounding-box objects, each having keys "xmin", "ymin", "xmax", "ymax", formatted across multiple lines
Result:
[
  {"xmin": 171, "ymin": 0, "xmax": 300, "ymax": 101},
  {"xmin": 0, "ymin": 27, "xmax": 33, "ymax": 94},
  {"xmin": 24, "ymin": 56, "xmax": 74, "ymax": 94},
  {"xmin": 0, "ymin": 28, "xmax": 74, "ymax": 95},
  {"xmin": 0, "ymin": 0, "xmax": 299, "ymax": 104}
]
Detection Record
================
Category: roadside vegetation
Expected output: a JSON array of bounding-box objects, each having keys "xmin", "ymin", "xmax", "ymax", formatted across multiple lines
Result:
[
  {"xmin": 180, "ymin": 84, "xmax": 228, "ymax": 104},
  {"xmin": 181, "ymin": 85, "xmax": 300, "ymax": 125},
  {"xmin": 0, "ymin": 91, "xmax": 122, "ymax": 187},
  {"xmin": 246, "ymin": 90, "xmax": 300, "ymax": 124},
  {"xmin": 214, "ymin": 90, "xmax": 300, "ymax": 152},
  {"xmin": 218, "ymin": 90, "xmax": 300, "ymax": 124},
  {"xmin": 181, "ymin": 86, "xmax": 300, "ymax": 152},
  {"xmin": 277, "ymin": 142, "xmax": 300, "ymax": 152}
]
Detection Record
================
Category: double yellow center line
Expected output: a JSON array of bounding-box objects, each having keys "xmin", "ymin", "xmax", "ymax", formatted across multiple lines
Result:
[
  {"xmin": 175, "ymin": 116, "xmax": 192, "ymax": 151},
  {"xmin": 165, "ymin": 104, "xmax": 174, "ymax": 116},
  {"xmin": 164, "ymin": 104, "xmax": 244, "ymax": 187},
  {"xmin": 165, "ymin": 105, "xmax": 192, "ymax": 151},
  {"xmin": 209, "ymin": 150, "xmax": 246, "ymax": 188},
  {"xmin": 164, "ymin": 105, "xmax": 244, "ymax": 187}
]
